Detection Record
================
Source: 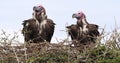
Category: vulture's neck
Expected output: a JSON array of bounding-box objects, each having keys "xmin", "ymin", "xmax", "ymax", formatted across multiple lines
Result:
[
  {"xmin": 77, "ymin": 18, "xmax": 89, "ymax": 28},
  {"xmin": 33, "ymin": 12, "xmax": 47, "ymax": 23},
  {"xmin": 82, "ymin": 18, "xmax": 88, "ymax": 25},
  {"xmin": 77, "ymin": 18, "xmax": 89, "ymax": 33}
]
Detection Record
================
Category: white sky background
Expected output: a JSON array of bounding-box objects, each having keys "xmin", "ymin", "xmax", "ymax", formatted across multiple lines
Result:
[{"xmin": 0, "ymin": 0, "xmax": 120, "ymax": 43}]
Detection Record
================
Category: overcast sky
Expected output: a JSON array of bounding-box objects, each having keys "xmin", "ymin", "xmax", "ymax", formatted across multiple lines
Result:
[{"xmin": 0, "ymin": 0, "xmax": 120, "ymax": 43}]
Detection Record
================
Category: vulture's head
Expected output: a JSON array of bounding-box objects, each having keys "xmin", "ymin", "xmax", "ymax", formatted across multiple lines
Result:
[
  {"xmin": 33, "ymin": 5, "xmax": 47, "ymax": 21},
  {"xmin": 72, "ymin": 11, "xmax": 86, "ymax": 20}
]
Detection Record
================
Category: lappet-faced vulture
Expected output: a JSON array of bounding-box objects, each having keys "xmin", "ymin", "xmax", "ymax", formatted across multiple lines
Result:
[
  {"xmin": 67, "ymin": 11, "xmax": 99, "ymax": 44},
  {"xmin": 22, "ymin": 5, "xmax": 55, "ymax": 43}
]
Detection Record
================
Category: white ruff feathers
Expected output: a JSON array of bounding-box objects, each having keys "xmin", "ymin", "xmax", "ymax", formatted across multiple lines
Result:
[
  {"xmin": 36, "ymin": 19, "xmax": 47, "ymax": 34},
  {"xmin": 82, "ymin": 18, "xmax": 88, "ymax": 33}
]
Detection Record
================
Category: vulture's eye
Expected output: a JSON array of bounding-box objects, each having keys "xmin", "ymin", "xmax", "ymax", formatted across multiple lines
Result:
[{"xmin": 78, "ymin": 13, "xmax": 81, "ymax": 14}]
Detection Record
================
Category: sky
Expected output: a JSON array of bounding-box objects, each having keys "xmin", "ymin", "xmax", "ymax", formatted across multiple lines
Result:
[{"xmin": 0, "ymin": 0, "xmax": 120, "ymax": 43}]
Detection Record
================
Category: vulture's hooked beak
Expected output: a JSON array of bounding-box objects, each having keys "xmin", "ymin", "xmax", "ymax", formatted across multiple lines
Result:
[
  {"xmin": 72, "ymin": 14, "xmax": 76, "ymax": 18},
  {"xmin": 33, "ymin": 6, "xmax": 43, "ymax": 13},
  {"xmin": 72, "ymin": 13, "xmax": 80, "ymax": 19}
]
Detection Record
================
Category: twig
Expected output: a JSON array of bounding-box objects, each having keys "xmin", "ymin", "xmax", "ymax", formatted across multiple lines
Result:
[
  {"xmin": 11, "ymin": 46, "xmax": 20, "ymax": 63},
  {"xmin": 24, "ymin": 42, "xmax": 27, "ymax": 62}
]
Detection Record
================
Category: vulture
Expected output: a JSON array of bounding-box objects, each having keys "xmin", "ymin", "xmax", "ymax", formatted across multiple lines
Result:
[
  {"xmin": 22, "ymin": 5, "xmax": 55, "ymax": 43},
  {"xmin": 67, "ymin": 11, "xmax": 99, "ymax": 44}
]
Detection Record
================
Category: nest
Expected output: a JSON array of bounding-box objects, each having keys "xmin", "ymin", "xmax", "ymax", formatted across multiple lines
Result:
[{"xmin": 0, "ymin": 41, "xmax": 95, "ymax": 63}]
